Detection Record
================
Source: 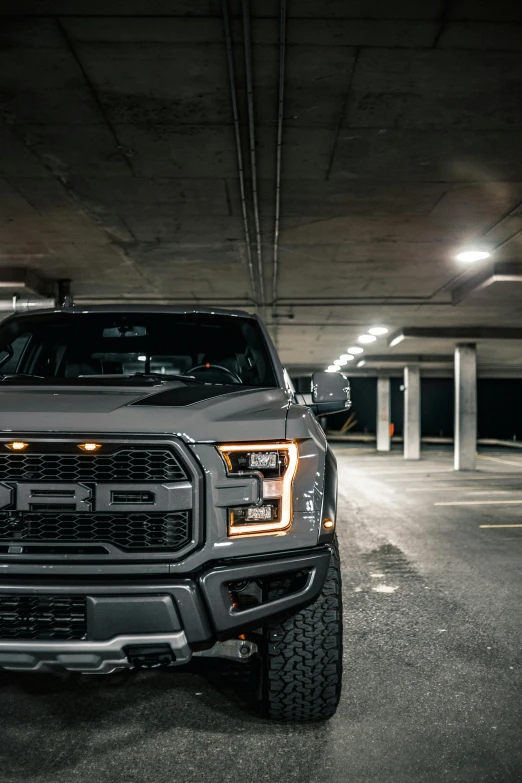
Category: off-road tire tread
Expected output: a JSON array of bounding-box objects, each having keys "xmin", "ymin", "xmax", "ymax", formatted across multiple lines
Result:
[{"xmin": 262, "ymin": 538, "xmax": 342, "ymax": 721}]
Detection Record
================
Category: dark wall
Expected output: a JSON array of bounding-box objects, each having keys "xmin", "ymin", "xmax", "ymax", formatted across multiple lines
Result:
[
  {"xmin": 420, "ymin": 378, "xmax": 454, "ymax": 437},
  {"xmin": 294, "ymin": 376, "xmax": 522, "ymax": 441},
  {"xmin": 478, "ymin": 380, "xmax": 522, "ymax": 440},
  {"xmin": 331, "ymin": 377, "xmax": 377, "ymax": 433}
]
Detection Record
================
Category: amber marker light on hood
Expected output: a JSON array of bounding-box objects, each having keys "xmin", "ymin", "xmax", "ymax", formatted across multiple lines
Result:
[
  {"xmin": 218, "ymin": 441, "xmax": 299, "ymax": 535},
  {"xmin": 5, "ymin": 441, "xmax": 29, "ymax": 451},
  {"xmin": 77, "ymin": 443, "xmax": 102, "ymax": 452}
]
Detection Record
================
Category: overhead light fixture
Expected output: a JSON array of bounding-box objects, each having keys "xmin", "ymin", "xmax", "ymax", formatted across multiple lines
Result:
[
  {"xmin": 368, "ymin": 326, "xmax": 388, "ymax": 336},
  {"xmin": 347, "ymin": 346, "xmax": 363, "ymax": 355},
  {"xmin": 357, "ymin": 360, "xmax": 366, "ymax": 367},
  {"xmin": 455, "ymin": 249, "xmax": 490, "ymax": 262},
  {"xmin": 389, "ymin": 334, "xmax": 404, "ymax": 347},
  {"xmin": 358, "ymin": 334, "xmax": 377, "ymax": 344},
  {"xmin": 339, "ymin": 354, "xmax": 354, "ymax": 362},
  {"xmin": 326, "ymin": 365, "xmax": 340, "ymax": 372},
  {"xmin": 137, "ymin": 355, "xmax": 146, "ymax": 361},
  {"xmin": 333, "ymin": 358, "xmax": 344, "ymax": 366}
]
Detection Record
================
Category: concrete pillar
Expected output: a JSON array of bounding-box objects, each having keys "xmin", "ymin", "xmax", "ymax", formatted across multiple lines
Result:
[
  {"xmin": 376, "ymin": 376, "xmax": 391, "ymax": 451},
  {"xmin": 454, "ymin": 343, "xmax": 477, "ymax": 471},
  {"xmin": 404, "ymin": 365, "xmax": 421, "ymax": 460}
]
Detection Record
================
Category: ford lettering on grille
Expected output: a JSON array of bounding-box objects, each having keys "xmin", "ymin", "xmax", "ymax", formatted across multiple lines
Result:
[{"xmin": 0, "ymin": 482, "xmax": 192, "ymax": 513}]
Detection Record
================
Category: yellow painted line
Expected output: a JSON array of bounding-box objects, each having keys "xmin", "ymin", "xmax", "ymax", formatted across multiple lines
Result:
[
  {"xmin": 477, "ymin": 455, "xmax": 522, "ymax": 468},
  {"xmin": 435, "ymin": 499, "xmax": 522, "ymax": 506},
  {"xmin": 479, "ymin": 524, "xmax": 522, "ymax": 529}
]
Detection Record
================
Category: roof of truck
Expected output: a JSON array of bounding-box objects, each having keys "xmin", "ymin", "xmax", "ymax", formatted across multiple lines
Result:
[{"xmin": 8, "ymin": 304, "xmax": 254, "ymax": 319}]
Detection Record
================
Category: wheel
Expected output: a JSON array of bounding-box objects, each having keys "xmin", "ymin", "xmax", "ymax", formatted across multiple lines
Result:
[{"xmin": 260, "ymin": 538, "xmax": 343, "ymax": 721}]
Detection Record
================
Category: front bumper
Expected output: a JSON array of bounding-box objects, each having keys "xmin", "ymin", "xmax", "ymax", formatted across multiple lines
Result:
[{"xmin": 0, "ymin": 546, "xmax": 331, "ymax": 673}]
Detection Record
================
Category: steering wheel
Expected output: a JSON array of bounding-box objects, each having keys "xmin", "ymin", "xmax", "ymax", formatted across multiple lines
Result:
[{"xmin": 187, "ymin": 363, "xmax": 242, "ymax": 385}]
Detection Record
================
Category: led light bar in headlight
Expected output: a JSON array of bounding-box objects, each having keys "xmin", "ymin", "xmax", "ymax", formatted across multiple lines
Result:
[
  {"xmin": 218, "ymin": 442, "xmax": 298, "ymax": 535},
  {"xmin": 249, "ymin": 451, "xmax": 278, "ymax": 469}
]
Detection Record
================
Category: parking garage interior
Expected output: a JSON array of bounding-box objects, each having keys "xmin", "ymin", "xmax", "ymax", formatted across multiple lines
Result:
[{"xmin": 0, "ymin": 1, "xmax": 521, "ymax": 781}]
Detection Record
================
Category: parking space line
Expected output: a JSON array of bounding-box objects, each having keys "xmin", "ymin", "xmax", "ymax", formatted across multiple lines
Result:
[
  {"xmin": 406, "ymin": 486, "xmax": 518, "ymax": 492},
  {"xmin": 435, "ymin": 499, "xmax": 522, "ymax": 506},
  {"xmin": 463, "ymin": 491, "xmax": 522, "ymax": 495},
  {"xmin": 477, "ymin": 455, "xmax": 522, "ymax": 468},
  {"xmin": 388, "ymin": 474, "xmax": 522, "ymax": 483},
  {"xmin": 366, "ymin": 469, "xmax": 452, "ymax": 476},
  {"xmin": 336, "ymin": 448, "xmax": 376, "ymax": 454}
]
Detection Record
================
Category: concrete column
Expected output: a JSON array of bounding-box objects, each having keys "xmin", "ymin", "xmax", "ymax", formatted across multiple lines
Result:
[
  {"xmin": 454, "ymin": 343, "xmax": 477, "ymax": 471},
  {"xmin": 376, "ymin": 376, "xmax": 391, "ymax": 451},
  {"xmin": 404, "ymin": 365, "xmax": 420, "ymax": 460}
]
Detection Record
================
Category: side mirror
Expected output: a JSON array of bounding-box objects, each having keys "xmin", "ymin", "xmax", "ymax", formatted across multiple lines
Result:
[{"xmin": 310, "ymin": 371, "xmax": 351, "ymax": 415}]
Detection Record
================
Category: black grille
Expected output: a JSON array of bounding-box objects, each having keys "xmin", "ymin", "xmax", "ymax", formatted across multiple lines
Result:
[
  {"xmin": 0, "ymin": 511, "xmax": 191, "ymax": 551},
  {"xmin": 0, "ymin": 449, "xmax": 186, "ymax": 482},
  {"xmin": 0, "ymin": 595, "xmax": 87, "ymax": 640}
]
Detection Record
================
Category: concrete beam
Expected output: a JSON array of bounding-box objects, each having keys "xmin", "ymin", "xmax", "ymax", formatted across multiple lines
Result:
[
  {"xmin": 388, "ymin": 326, "xmax": 522, "ymax": 347},
  {"xmin": 454, "ymin": 344, "xmax": 477, "ymax": 471},
  {"xmin": 452, "ymin": 262, "xmax": 522, "ymax": 305},
  {"xmin": 0, "ymin": 267, "xmax": 53, "ymax": 298},
  {"xmin": 404, "ymin": 365, "xmax": 421, "ymax": 461},
  {"xmin": 358, "ymin": 354, "xmax": 453, "ymax": 368},
  {"xmin": 376, "ymin": 377, "xmax": 391, "ymax": 452}
]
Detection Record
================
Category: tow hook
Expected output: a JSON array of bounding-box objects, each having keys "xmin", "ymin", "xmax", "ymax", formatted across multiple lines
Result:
[
  {"xmin": 193, "ymin": 639, "xmax": 258, "ymax": 662},
  {"xmin": 124, "ymin": 644, "xmax": 176, "ymax": 669}
]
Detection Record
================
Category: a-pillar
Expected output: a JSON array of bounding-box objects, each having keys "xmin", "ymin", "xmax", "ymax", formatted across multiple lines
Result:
[
  {"xmin": 454, "ymin": 343, "xmax": 477, "ymax": 471},
  {"xmin": 404, "ymin": 365, "xmax": 420, "ymax": 460},
  {"xmin": 376, "ymin": 376, "xmax": 391, "ymax": 451}
]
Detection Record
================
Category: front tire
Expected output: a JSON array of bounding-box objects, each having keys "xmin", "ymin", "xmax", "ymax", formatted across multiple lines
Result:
[{"xmin": 260, "ymin": 538, "xmax": 343, "ymax": 721}]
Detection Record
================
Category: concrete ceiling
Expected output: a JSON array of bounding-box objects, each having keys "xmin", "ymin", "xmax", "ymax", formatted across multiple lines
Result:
[{"xmin": 1, "ymin": 1, "xmax": 522, "ymax": 374}]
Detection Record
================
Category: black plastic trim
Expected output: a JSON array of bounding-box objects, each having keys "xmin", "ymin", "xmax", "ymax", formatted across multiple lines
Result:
[
  {"xmin": 319, "ymin": 445, "xmax": 337, "ymax": 543},
  {"xmin": 87, "ymin": 595, "xmax": 182, "ymax": 641},
  {"xmin": 0, "ymin": 580, "xmax": 211, "ymax": 645},
  {"xmin": 0, "ymin": 547, "xmax": 331, "ymax": 646},
  {"xmin": 199, "ymin": 547, "xmax": 331, "ymax": 640}
]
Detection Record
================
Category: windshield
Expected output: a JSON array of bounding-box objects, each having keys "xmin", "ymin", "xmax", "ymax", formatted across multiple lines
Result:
[{"xmin": 0, "ymin": 312, "xmax": 279, "ymax": 388}]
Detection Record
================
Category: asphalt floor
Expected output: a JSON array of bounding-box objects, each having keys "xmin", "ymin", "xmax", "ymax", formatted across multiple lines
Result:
[{"xmin": 0, "ymin": 444, "xmax": 520, "ymax": 783}]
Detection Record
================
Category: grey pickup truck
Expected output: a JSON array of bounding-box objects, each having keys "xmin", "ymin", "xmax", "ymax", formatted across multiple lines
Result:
[{"xmin": 0, "ymin": 306, "xmax": 350, "ymax": 721}]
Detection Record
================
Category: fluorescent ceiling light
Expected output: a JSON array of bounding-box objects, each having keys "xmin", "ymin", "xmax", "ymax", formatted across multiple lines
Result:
[
  {"xmin": 339, "ymin": 354, "xmax": 354, "ymax": 362},
  {"xmin": 455, "ymin": 250, "xmax": 490, "ymax": 262},
  {"xmin": 137, "ymin": 355, "xmax": 147, "ymax": 361},
  {"xmin": 358, "ymin": 334, "xmax": 377, "ymax": 344},
  {"xmin": 389, "ymin": 334, "xmax": 404, "ymax": 347},
  {"xmin": 333, "ymin": 358, "xmax": 344, "ymax": 366},
  {"xmin": 368, "ymin": 326, "xmax": 388, "ymax": 336},
  {"xmin": 347, "ymin": 346, "xmax": 363, "ymax": 355},
  {"xmin": 326, "ymin": 365, "xmax": 339, "ymax": 372},
  {"xmin": 357, "ymin": 360, "xmax": 366, "ymax": 367}
]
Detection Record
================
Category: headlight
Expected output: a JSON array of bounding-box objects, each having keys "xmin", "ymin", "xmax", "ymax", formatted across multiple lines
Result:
[{"xmin": 217, "ymin": 441, "xmax": 299, "ymax": 536}]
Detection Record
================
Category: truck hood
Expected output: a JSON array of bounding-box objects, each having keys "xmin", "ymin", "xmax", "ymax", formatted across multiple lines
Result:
[{"xmin": 0, "ymin": 383, "xmax": 290, "ymax": 442}]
